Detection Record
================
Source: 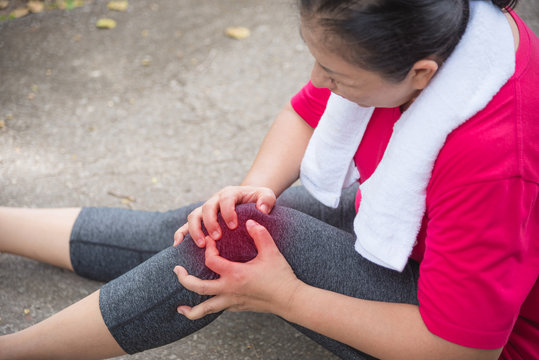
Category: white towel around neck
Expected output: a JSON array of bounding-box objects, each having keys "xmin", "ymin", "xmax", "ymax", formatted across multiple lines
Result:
[{"xmin": 300, "ymin": 1, "xmax": 516, "ymax": 271}]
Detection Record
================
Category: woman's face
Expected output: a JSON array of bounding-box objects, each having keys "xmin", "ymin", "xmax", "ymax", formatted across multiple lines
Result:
[{"xmin": 301, "ymin": 22, "xmax": 420, "ymax": 109}]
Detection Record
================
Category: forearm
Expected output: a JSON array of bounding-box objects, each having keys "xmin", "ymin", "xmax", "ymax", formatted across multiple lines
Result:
[
  {"xmin": 241, "ymin": 102, "xmax": 313, "ymax": 197},
  {"xmin": 277, "ymin": 283, "xmax": 502, "ymax": 360}
]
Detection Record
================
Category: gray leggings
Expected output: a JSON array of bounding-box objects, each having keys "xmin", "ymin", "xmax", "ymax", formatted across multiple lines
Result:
[{"xmin": 69, "ymin": 185, "xmax": 420, "ymax": 359}]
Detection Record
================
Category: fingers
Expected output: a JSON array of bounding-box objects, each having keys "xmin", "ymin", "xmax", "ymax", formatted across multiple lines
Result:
[
  {"xmin": 174, "ymin": 266, "xmax": 220, "ymax": 295},
  {"xmin": 173, "ymin": 223, "xmax": 189, "ymax": 247},
  {"xmin": 201, "ymin": 199, "xmax": 222, "ymax": 241},
  {"xmin": 177, "ymin": 296, "xmax": 231, "ymax": 320},
  {"xmin": 255, "ymin": 188, "xmax": 277, "ymax": 214},
  {"xmin": 187, "ymin": 206, "xmax": 208, "ymax": 247},
  {"xmin": 246, "ymin": 219, "xmax": 278, "ymax": 256},
  {"xmin": 204, "ymin": 237, "xmax": 237, "ymax": 275},
  {"xmin": 219, "ymin": 194, "xmax": 238, "ymax": 230},
  {"xmin": 174, "ymin": 263, "xmax": 232, "ymax": 320},
  {"xmin": 185, "ymin": 186, "xmax": 277, "ymax": 248}
]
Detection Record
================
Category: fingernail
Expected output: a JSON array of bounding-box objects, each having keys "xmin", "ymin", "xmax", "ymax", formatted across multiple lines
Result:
[
  {"xmin": 246, "ymin": 219, "xmax": 256, "ymax": 228},
  {"xmin": 228, "ymin": 221, "xmax": 236, "ymax": 228},
  {"xmin": 260, "ymin": 204, "xmax": 268, "ymax": 213},
  {"xmin": 177, "ymin": 307, "xmax": 184, "ymax": 315},
  {"xmin": 212, "ymin": 231, "xmax": 220, "ymax": 239},
  {"xmin": 196, "ymin": 238, "xmax": 204, "ymax": 246}
]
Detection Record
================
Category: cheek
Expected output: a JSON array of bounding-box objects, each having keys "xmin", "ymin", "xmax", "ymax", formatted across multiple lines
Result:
[
  {"xmin": 338, "ymin": 85, "xmax": 376, "ymax": 103},
  {"xmin": 343, "ymin": 87, "xmax": 402, "ymax": 108}
]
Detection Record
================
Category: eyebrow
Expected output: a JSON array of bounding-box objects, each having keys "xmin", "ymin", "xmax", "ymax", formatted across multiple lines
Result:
[
  {"xmin": 319, "ymin": 60, "xmax": 351, "ymax": 79},
  {"xmin": 319, "ymin": 63, "xmax": 340, "ymax": 75}
]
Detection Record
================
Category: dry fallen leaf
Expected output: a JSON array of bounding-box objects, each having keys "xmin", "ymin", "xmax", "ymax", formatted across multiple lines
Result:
[
  {"xmin": 23, "ymin": 308, "xmax": 30, "ymax": 315},
  {"xmin": 0, "ymin": 1, "xmax": 9, "ymax": 10},
  {"xmin": 11, "ymin": 7, "xmax": 29, "ymax": 18},
  {"xmin": 27, "ymin": 1, "xmax": 44, "ymax": 13},
  {"xmin": 57, "ymin": 0, "xmax": 84, "ymax": 10},
  {"xmin": 107, "ymin": 1, "xmax": 128, "ymax": 11},
  {"xmin": 225, "ymin": 26, "xmax": 251, "ymax": 40},
  {"xmin": 96, "ymin": 18, "xmax": 116, "ymax": 29},
  {"xmin": 108, "ymin": 191, "xmax": 136, "ymax": 208},
  {"xmin": 141, "ymin": 56, "xmax": 151, "ymax": 66}
]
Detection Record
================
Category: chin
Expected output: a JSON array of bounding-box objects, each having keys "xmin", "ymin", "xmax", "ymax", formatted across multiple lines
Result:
[
  {"xmin": 355, "ymin": 99, "xmax": 400, "ymax": 109},
  {"xmin": 336, "ymin": 94, "xmax": 372, "ymax": 108},
  {"xmin": 353, "ymin": 101, "xmax": 373, "ymax": 108}
]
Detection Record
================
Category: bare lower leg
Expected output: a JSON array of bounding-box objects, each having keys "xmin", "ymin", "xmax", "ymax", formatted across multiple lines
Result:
[
  {"xmin": 0, "ymin": 207, "xmax": 81, "ymax": 271},
  {"xmin": 0, "ymin": 290, "xmax": 126, "ymax": 360}
]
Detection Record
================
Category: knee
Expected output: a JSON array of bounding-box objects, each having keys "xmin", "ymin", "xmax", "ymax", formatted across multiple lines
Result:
[
  {"xmin": 213, "ymin": 203, "xmax": 262, "ymax": 262},
  {"xmin": 215, "ymin": 203, "xmax": 294, "ymax": 262}
]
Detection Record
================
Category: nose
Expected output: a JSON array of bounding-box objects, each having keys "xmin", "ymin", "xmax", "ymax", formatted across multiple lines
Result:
[{"xmin": 310, "ymin": 62, "xmax": 335, "ymax": 90}]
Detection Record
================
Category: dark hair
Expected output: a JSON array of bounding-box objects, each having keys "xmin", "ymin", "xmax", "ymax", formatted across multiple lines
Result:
[{"xmin": 300, "ymin": 0, "xmax": 519, "ymax": 82}]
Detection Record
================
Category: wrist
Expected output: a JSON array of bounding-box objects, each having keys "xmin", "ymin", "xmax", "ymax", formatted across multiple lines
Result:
[{"xmin": 271, "ymin": 279, "xmax": 310, "ymax": 319}]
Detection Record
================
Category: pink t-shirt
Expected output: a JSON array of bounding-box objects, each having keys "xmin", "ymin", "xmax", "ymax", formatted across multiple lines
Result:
[{"xmin": 291, "ymin": 12, "xmax": 538, "ymax": 359}]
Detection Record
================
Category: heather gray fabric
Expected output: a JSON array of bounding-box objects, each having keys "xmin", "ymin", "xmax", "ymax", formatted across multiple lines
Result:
[{"xmin": 69, "ymin": 185, "xmax": 419, "ymax": 359}]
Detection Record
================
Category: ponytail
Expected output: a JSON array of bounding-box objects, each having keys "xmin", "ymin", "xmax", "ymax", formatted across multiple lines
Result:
[{"xmin": 491, "ymin": 0, "xmax": 519, "ymax": 10}]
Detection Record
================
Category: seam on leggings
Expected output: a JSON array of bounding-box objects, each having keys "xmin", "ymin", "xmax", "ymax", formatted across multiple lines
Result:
[
  {"xmin": 70, "ymin": 239, "xmax": 157, "ymax": 254},
  {"xmin": 106, "ymin": 287, "xmax": 185, "ymax": 332}
]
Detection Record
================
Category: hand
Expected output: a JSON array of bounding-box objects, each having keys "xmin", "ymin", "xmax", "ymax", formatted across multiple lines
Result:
[
  {"xmin": 173, "ymin": 219, "xmax": 303, "ymax": 319},
  {"xmin": 173, "ymin": 186, "xmax": 276, "ymax": 248}
]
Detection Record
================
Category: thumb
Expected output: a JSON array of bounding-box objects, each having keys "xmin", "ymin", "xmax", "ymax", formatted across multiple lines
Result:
[{"xmin": 245, "ymin": 219, "xmax": 276, "ymax": 255}]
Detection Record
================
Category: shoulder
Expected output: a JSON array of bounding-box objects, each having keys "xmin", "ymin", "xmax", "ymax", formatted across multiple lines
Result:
[
  {"xmin": 428, "ymin": 21, "xmax": 539, "ymax": 193},
  {"xmin": 290, "ymin": 81, "xmax": 331, "ymax": 128}
]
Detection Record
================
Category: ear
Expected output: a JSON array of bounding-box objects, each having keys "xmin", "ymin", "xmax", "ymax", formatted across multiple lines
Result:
[{"xmin": 409, "ymin": 59, "xmax": 439, "ymax": 90}]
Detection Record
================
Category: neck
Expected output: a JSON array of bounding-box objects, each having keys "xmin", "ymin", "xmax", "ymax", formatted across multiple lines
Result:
[{"xmin": 399, "ymin": 90, "xmax": 421, "ymax": 113}]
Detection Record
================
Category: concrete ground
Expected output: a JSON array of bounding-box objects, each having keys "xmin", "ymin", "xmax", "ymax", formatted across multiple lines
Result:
[{"xmin": 1, "ymin": 1, "xmax": 538, "ymax": 359}]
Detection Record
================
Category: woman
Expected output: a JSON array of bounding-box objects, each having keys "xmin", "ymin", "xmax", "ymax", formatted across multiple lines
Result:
[{"xmin": 1, "ymin": 0, "xmax": 537, "ymax": 359}]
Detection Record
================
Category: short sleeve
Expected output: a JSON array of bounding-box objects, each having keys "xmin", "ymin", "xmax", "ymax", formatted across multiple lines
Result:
[
  {"xmin": 290, "ymin": 81, "xmax": 331, "ymax": 128},
  {"xmin": 418, "ymin": 174, "xmax": 539, "ymax": 348}
]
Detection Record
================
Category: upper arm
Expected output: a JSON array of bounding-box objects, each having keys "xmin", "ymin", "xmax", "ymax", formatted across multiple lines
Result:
[
  {"xmin": 241, "ymin": 102, "xmax": 315, "ymax": 195},
  {"xmin": 290, "ymin": 80, "xmax": 331, "ymax": 128},
  {"xmin": 242, "ymin": 82, "xmax": 330, "ymax": 194}
]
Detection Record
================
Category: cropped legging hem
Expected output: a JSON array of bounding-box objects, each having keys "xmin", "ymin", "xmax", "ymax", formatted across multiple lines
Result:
[{"xmin": 69, "ymin": 185, "xmax": 420, "ymax": 359}]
